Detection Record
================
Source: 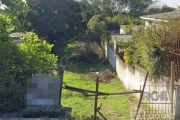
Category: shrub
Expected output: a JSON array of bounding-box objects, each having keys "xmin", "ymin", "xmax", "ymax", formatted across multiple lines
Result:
[
  {"xmin": 123, "ymin": 47, "xmax": 134, "ymax": 66},
  {"xmin": 121, "ymin": 20, "xmax": 180, "ymax": 79},
  {"xmin": 87, "ymin": 15, "xmax": 103, "ymax": 27},
  {"xmin": 87, "ymin": 18, "xmax": 108, "ymax": 58},
  {"xmin": 0, "ymin": 79, "xmax": 25, "ymax": 112},
  {"xmin": 69, "ymin": 41, "xmax": 104, "ymax": 63},
  {"xmin": 89, "ymin": 69, "xmax": 115, "ymax": 83},
  {"xmin": 105, "ymin": 16, "xmax": 120, "ymax": 30},
  {"xmin": 18, "ymin": 33, "xmax": 58, "ymax": 72},
  {"xmin": 105, "ymin": 13, "xmax": 144, "ymax": 30},
  {"xmin": 88, "ymin": 19, "xmax": 107, "ymax": 38},
  {"xmin": 0, "ymin": 14, "xmax": 14, "ymax": 42},
  {"xmin": 98, "ymin": 69, "xmax": 115, "ymax": 83},
  {"xmin": 0, "ymin": 33, "xmax": 58, "ymax": 112}
]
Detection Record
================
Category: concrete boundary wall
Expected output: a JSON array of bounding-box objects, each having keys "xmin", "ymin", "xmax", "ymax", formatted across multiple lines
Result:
[
  {"xmin": 107, "ymin": 45, "xmax": 116, "ymax": 70},
  {"xmin": 106, "ymin": 44, "xmax": 180, "ymax": 118}
]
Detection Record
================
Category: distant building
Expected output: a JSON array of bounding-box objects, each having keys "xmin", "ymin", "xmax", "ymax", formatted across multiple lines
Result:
[
  {"xmin": 140, "ymin": 10, "xmax": 180, "ymax": 27},
  {"xmin": 120, "ymin": 25, "xmax": 142, "ymax": 35},
  {"xmin": 9, "ymin": 32, "xmax": 32, "ymax": 43}
]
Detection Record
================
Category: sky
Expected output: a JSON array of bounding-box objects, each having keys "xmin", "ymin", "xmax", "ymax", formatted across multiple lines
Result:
[
  {"xmin": 23, "ymin": 0, "xmax": 180, "ymax": 9},
  {"xmin": 159, "ymin": 0, "xmax": 180, "ymax": 8},
  {"xmin": 1, "ymin": 0, "xmax": 180, "ymax": 9}
]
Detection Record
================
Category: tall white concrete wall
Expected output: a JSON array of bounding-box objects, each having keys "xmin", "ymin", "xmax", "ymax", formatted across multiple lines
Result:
[
  {"xmin": 107, "ymin": 44, "xmax": 177, "ymax": 116},
  {"xmin": 107, "ymin": 45, "xmax": 116, "ymax": 70}
]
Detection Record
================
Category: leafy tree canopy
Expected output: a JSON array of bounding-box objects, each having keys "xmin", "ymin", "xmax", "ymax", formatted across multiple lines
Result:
[
  {"xmin": 0, "ymin": 14, "xmax": 14, "ymax": 42},
  {"xmin": 0, "ymin": 0, "xmax": 28, "ymax": 31},
  {"xmin": 1, "ymin": 0, "xmax": 87, "ymax": 57},
  {"xmin": 18, "ymin": 33, "xmax": 58, "ymax": 71},
  {"xmin": 16, "ymin": 0, "xmax": 87, "ymax": 58},
  {"xmin": 23, "ymin": 0, "xmax": 85, "ymax": 43},
  {"xmin": 79, "ymin": 0, "xmax": 155, "ymax": 16},
  {"xmin": 0, "ymin": 0, "xmax": 26, "ymax": 12},
  {"xmin": 121, "ymin": 20, "xmax": 180, "ymax": 79},
  {"xmin": 146, "ymin": 5, "xmax": 175, "ymax": 14},
  {"xmin": 126, "ymin": 0, "xmax": 154, "ymax": 16},
  {"xmin": 0, "ymin": 32, "xmax": 58, "ymax": 112}
]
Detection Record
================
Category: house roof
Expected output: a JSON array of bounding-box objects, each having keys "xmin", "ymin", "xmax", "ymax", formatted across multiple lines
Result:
[
  {"xmin": 11, "ymin": 32, "xmax": 32, "ymax": 37},
  {"xmin": 140, "ymin": 10, "xmax": 180, "ymax": 21},
  {"xmin": 120, "ymin": 25, "xmax": 142, "ymax": 31},
  {"xmin": 111, "ymin": 35, "xmax": 132, "ymax": 44}
]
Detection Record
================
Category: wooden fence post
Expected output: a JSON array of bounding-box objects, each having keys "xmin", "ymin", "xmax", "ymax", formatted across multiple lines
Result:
[
  {"xmin": 58, "ymin": 65, "xmax": 65, "ymax": 107},
  {"xmin": 171, "ymin": 62, "xmax": 175, "ymax": 113},
  {"xmin": 94, "ymin": 77, "xmax": 99, "ymax": 120}
]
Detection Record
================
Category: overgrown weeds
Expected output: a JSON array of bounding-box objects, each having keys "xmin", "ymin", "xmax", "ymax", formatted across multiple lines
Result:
[
  {"xmin": 62, "ymin": 70, "xmax": 134, "ymax": 119},
  {"xmin": 119, "ymin": 20, "xmax": 180, "ymax": 80},
  {"xmin": 88, "ymin": 69, "xmax": 116, "ymax": 83}
]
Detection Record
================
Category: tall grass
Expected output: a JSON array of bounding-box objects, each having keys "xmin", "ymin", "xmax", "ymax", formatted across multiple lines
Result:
[
  {"xmin": 61, "ymin": 63, "xmax": 139, "ymax": 120},
  {"xmin": 105, "ymin": 13, "xmax": 144, "ymax": 30}
]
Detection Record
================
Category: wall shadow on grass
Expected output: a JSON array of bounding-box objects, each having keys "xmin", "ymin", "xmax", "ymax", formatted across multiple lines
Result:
[{"xmin": 62, "ymin": 59, "xmax": 114, "ymax": 74}]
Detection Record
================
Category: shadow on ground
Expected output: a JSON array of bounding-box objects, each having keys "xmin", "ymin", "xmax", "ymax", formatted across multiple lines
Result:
[{"xmin": 62, "ymin": 59, "xmax": 114, "ymax": 74}]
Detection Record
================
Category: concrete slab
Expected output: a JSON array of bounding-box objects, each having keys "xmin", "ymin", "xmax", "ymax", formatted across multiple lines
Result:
[{"xmin": 23, "ymin": 106, "xmax": 65, "ymax": 118}]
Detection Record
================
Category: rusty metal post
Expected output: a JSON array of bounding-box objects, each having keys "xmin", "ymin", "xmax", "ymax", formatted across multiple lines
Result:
[
  {"xmin": 171, "ymin": 62, "xmax": 174, "ymax": 113},
  {"xmin": 135, "ymin": 72, "xmax": 149, "ymax": 119},
  {"xmin": 94, "ymin": 77, "xmax": 99, "ymax": 120},
  {"xmin": 58, "ymin": 65, "xmax": 64, "ymax": 107}
]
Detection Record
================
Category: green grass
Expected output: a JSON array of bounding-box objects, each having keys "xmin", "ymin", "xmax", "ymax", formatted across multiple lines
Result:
[{"xmin": 61, "ymin": 63, "xmax": 139, "ymax": 120}]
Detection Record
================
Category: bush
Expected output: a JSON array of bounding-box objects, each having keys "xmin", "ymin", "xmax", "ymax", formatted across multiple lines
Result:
[
  {"xmin": 88, "ymin": 19, "xmax": 107, "ymax": 39},
  {"xmin": 89, "ymin": 69, "xmax": 115, "ymax": 83},
  {"xmin": 105, "ymin": 13, "xmax": 144, "ymax": 30},
  {"xmin": 0, "ymin": 80, "xmax": 25, "ymax": 112},
  {"xmin": 68, "ymin": 41, "xmax": 104, "ymax": 63},
  {"xmin": 0, "ymin": 33, "xmax": 58, "ymax": 112},
  {"xmin": 105, "ymin": 16, "xmax": 120, "ymax": 30},
  {"xmin": 87, "ymin": 15, "xmax": 103, "ymax": 27},
  {"xmin": 122, "ymin": 20, "xmax": 180, "ymax": 79},
  {"xmin": 0, "ymin": 14, "xmax": 13, "ymax": 42},
  {"xmin": 0, "ymin": 13, "xmax": 58, "ymax": 112},
  {"xmin": 18, "ymin": 33, "xmax": 58, "ymax": 72}
]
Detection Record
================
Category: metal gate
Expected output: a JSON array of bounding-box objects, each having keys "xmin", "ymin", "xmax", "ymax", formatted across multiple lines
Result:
[
  {"xmin": 133, "ymin": 62, "xmax": 176, "ymax": 120},
  {"xmin": 133, "ymin": 84, "xmax": 174, "ymax": 120}
]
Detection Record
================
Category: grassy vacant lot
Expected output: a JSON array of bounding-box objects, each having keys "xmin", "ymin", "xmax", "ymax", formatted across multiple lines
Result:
[{"xmin": 61, "ymin": 62, "xmax": 139, "ymax": 120}]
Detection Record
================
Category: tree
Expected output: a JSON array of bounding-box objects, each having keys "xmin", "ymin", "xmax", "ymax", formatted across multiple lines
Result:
[
  {"xmin": 18, "ymin": 0, "xmax": 86, "ymax": 58},
  {"xmin": 18, "ymin": 33, "xmax": 58, "ymax": 71},
  {"xmin": 127, "ymin": 0, "xmax": 154, "ymax": 16},
  {"xmin": 0, "ymin": 0, "xmax": 26, "ymax": 12},
  {"xmin": 87, "ymin": 15, "xmax": 108, "ymax": 58},
  {"xmin": 26, "ymin": 0, "xmax": 41, "ymax": 7},
  {"xmin": 0, "ymin": 0, "xmax": 28, "ymax": 31},
  {"xmin": 78, "ymin": 0, "xmax": 99, "ymax": 24},
  {"xmin": 161, "ymin": 5, "xmax": 175, "ymax": 12},
  {"xmin": 0, "ymin": 33, "xmax": 58, "ymax": 112},
  {"xmin": 0, "ymin": 41, "xmax": 26, "ymax": 112},
  {"xmin": 78, "ymin": 0, "xmax": 125, "ymax": 17},
  {"xmin": 0, "ymin": 14, "xmax": 14, "ymax": 42},
  {"xmin": 15, "ymin": 33, "xmax": 58, "ymax": 84},
  {"xmin": 146, "ymin": 5, "xmax": 175, "ymax": 14},
  {"xmin": 26, "ymin": 1, "xmax": 82, "ymax": 40},
  {"xmin": 79, "ymin": 0, "xmax": 156, "ymax": 17},
  {"xmin": 0, "ymin": 1, "xmax": 59, "ymax": 112},
  {"xmin": 0, "ymin": 0, "xmax": 87, "ymax": 59}
]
